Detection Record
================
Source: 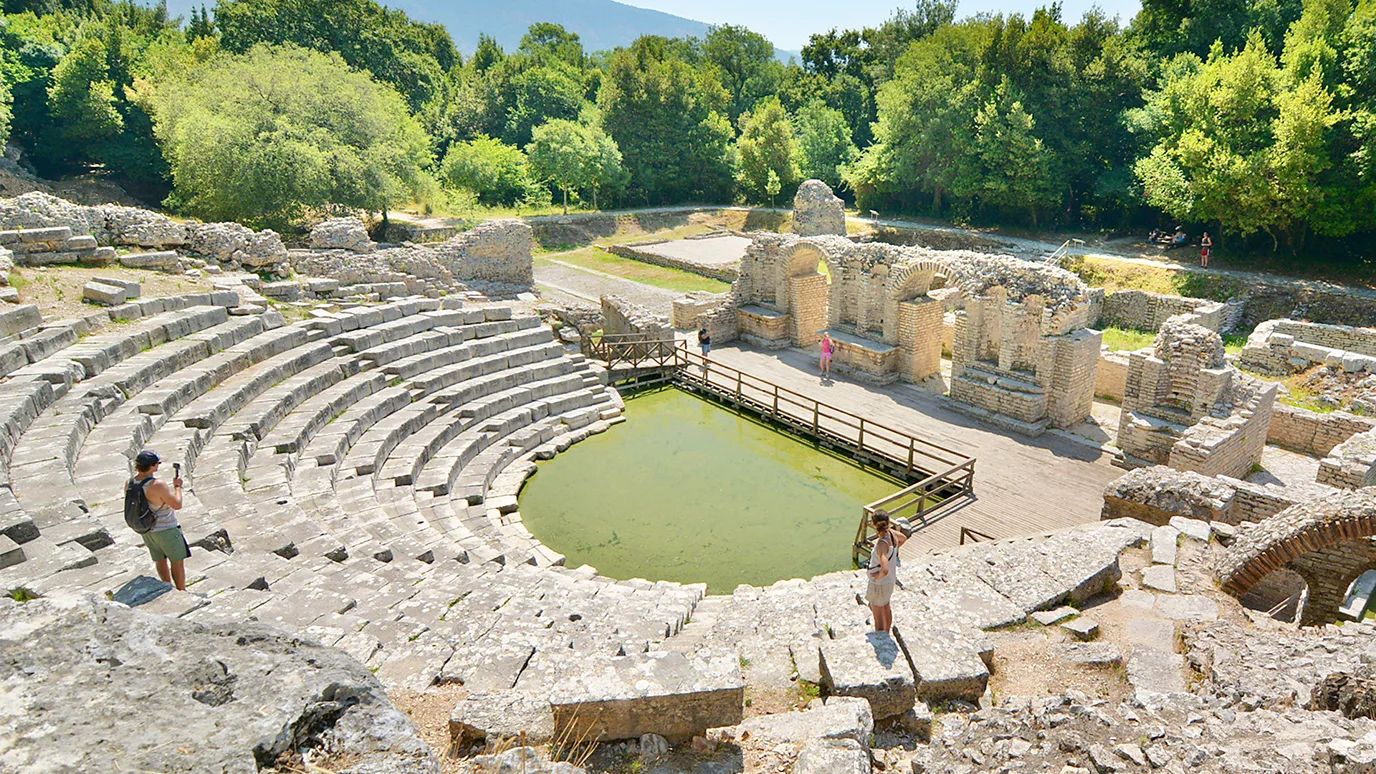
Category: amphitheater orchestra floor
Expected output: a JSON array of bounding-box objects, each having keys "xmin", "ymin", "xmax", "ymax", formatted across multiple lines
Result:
[{"xmin": 693, "ymin": 342, "xmax": 1126, "ymax": 558}]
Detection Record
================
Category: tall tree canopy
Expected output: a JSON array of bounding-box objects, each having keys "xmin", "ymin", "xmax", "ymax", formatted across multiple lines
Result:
[{"xmin": 147, "ymin": 43, "xmax": 433, "ymax": 227}]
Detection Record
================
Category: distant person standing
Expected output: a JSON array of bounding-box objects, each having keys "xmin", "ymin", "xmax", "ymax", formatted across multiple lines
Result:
[
  {"xmin": 820, "ymin": 332, "xmax": 835, "ymax": 379},
  {"xmin": 865, "ymin": 510, "xmax": 906, "ymax": 633},
  {"xmin": 1200, "ymin": 232, "xmax": 1212, "ymax": 268},
  {"xmin": 125, "ymin": 450, "xmax": 189, "ymax": 591},
  {"xmin": 697, "ymin": 323, "xmax": 711, "ymax": 356}
]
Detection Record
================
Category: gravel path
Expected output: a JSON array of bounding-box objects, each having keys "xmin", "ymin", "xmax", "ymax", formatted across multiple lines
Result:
[{"xmin": 534, "ymin": 259, "xmax": 682, "ymax": 315}]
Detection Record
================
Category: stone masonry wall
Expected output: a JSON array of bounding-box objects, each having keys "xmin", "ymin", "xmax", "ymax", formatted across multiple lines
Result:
[
  {"xmin": 1098, "ymin": 289, "xmax": 1231, "ymax": 332},
  {"xmin": 1268, "ymin": 404, "xmax": 1376, "ymax": 457},
  {"xmin": 607, "ymin": 240, "xmax": 740, "ymax": 282},
  {"xmin": 897, "ymin": 298, "xmax": 943, "ymax": 382},
  {"xmin": 1239, "ymin": 319, "xmax": 1376, "ymax": 376},
  {"xmin": 438, "ymin": 219, "xmax": 534, "ymax": 290},
  {"xmin": 1167, "ymin": 382, "xmax": 1275, "ymax": 480},
  {"xmin": 1290, "ymin": 540, "xmax": 1376, "ymax": 626},
  {"xmin": 1317, "ymin": 428, "xmax": 1376, "ymax": 489},
  {"xmin": 1096, "ymin": 349, "xmax": 1130, "ymax": 401},
  {"xmin": 1048, "ymin": 329, "xmax": 1103, "ymax": 429}
]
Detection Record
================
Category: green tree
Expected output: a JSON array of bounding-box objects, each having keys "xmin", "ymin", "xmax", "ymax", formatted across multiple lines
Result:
[
  {"xmin": 439, "ymin": 134, "xmax": 532, "ymax": 207},
  {"xmin": 1132, "ymin": 32, "xmax": 1341, "ymax": 248},
  {"xmin": 736, "ymin": 95, "xmax": 799, "ymax": 204},
  {"xmin": 498, "ymin": 65, "xmax": 586, "ymax": 147},
  {"xmin": 47, "ymin": 36, "xmax": 122, "ymax": 147},
  {"xmin": 213, "ymin": 0, "xmax": 458, "ymax": 110},
  {"xmin": 148, "ymin": 44, "xmax": 433, "ymax": 227},
  {"xmin": 585, "ymin": 126, "xmax": 627, "ymax": 209},
  {"xmin": 0, "ymin": 69, "xmax": 11, "ymax": 147},
  {"xmin": 598, "ymin": 36, "xmax": 735, "ymax": 204},
  {"xmin": 793, "ymin": 100, "xmax": 857, "ymax": 189},
  {"xmin": 526, "ymin": 118, "xmax": 593, "ymax": 213},
  {"xmin": 967, "ymin": 79, "xmax": 1057, "ymax": 224},
  {"xmin": 702, "ymin": 24, "xmax": 784, "ymax": 123}
]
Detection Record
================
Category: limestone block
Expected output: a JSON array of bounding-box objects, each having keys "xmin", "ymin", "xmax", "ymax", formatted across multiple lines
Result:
[
  {"xmin": 0, "ymin": 245, "xmax": 14, "ymax": 279},
  {"xmin": 1169, "ymin": 516, "xmax": 1212, "ymax": 542},
  {"xmin": 1031, "ymin": 606, "xmax": 1078, "ymax": 626},
  {"xmin": 119, "ymin": 250, "xmax": 181, "ymax": 271},
  {"xmin": 1060, "ymin": 642, "xmax": 1122, "ymax": 666},
  {"xmin": 0, "ymin": 535, "xmax": 25, "ymax": 569},
  {"xmin": 83, "ymin": 281, "xmax": 127, "ymax": 306},
  {"xmin": 1061, "ymin": 617, "xmax": 1100, "ymax": 641},
  {"xmin": 1150, "ymin": 526, "xmax": 1179, "ymax": 565},
  {"xmin": 92, "ymin": 277, "xmax": 141, "ymax": 298},
  {"xmin": 736, "ymin": 696, "xmax": 873, "ymax": 748},
  {"xmin": 1141, "ymin": 565, "xmax": 1177, "ymax": 593},
  {"xmin": 0, "ymin": 287, "xmax": 17, "ymax": 304},
  {"xmin": 0, "ymin": 304, "xmax": 42, "ymax": 337},
  {"xmin": 819, "ymin": 632, "xmax": 916, "ymax": 720},
  {"xmin": 896, "ymin": 626, "xmax": 990, "ymax": 703},
  {"xmin": 236, "ymin": 230, "xmax": 288, "ymax": 269},
  {"xmin": 548, "ymin": 649, "xmax": 743, "ymax": 742},
  {"xmin": 794, "ymin": 738, "xmax": 871, "ymax": 774},
  {"xmin": 449, "ymin": 691, "xmax": 555, "ymax": 747},
  {"xmin": 187, "ymin": 222, "xmax": 254, "ymax": 262}
]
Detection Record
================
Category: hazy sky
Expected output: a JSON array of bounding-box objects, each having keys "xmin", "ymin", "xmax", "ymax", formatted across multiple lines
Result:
[{"xmin": 624, "ymin": 0, "xmax": 1142, "ymax": 50}]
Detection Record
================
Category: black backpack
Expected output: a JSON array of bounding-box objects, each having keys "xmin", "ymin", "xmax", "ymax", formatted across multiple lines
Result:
[{"xmin": 124, "ymin": 477, "xmax": 157, "ymax": 534}]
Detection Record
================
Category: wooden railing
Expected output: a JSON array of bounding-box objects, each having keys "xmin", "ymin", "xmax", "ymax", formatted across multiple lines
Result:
[
  {"xmin": 579, "ymin": 332, "xmax": 679, "ymax": 371},
  {"xmin": 1045, "ymin": 238, "xmax": 1085, "ymax": 267},
  {"xmin": 579, "ymin": 339, "xmax": 979, "ymax": 564}
]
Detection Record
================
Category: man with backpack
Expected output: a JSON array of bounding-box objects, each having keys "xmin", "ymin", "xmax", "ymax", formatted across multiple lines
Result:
[{"xmin": 124, "ymin": 450, "xmax": 189, "ymax": 591}]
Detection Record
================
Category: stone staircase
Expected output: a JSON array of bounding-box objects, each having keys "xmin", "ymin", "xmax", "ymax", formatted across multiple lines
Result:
[{"xmin": 0, "ymin": 293, "xmax": 707, "ymax": 696}]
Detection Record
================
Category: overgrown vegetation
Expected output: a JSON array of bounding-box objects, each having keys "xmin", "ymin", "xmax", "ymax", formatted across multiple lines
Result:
[{"xmin": 0, "ymin": 0, "xmax": 1372, "ymax": 264}]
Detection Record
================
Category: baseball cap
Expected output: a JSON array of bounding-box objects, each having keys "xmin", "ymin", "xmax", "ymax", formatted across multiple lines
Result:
[{"xmin": 134, "ymin": 450, "xmax": 161, "ymax": 469}]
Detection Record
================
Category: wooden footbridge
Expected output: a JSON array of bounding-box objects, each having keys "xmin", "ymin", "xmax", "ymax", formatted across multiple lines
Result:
[{"xmin": 581, "ymin": 334, "xmax": 978, "ymax": 565}]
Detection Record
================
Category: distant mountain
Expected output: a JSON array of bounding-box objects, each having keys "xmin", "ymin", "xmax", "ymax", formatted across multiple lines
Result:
[{"xmin": 160, "ymin": 0, "xmax": 797, "ymax": 60}]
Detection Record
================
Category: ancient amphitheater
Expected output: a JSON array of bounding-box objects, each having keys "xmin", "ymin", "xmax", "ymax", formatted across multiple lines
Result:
[{"xmin": 3, "ymin": 184, "xmax": 1376, "ymax": 774}]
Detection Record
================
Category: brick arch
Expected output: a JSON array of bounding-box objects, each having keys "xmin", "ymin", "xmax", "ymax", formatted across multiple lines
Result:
[
  {"xmin": 781, "ymin": 242, "xmax": 834, "ymax": 279},
  {"xmin": 887, "ymin": 259, "xmax": 946, "ymax": 302},
  {"xmin": 1218, "ymin": 489, "xmax": 1376, "ymax": 624}
]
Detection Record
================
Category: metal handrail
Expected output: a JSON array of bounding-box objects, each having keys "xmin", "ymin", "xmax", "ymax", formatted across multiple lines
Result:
[{"xmin": 1046, "ymin": 238, "xmax": 1085, "ymax": 266}]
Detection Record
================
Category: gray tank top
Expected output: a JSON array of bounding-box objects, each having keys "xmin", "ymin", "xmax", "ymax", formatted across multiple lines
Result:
[{"xmin": 134, "ymin": 475, "xmax": 179, "ymax": 531}]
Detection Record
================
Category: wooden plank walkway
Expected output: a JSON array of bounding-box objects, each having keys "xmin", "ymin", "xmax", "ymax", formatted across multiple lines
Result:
[{"xmin": 696, "ymin": 342, "xmax": 1125, "ymax": 560}]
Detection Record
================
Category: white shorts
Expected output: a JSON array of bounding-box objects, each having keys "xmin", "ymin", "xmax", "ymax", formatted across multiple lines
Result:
[{"xmin": 865, "ymin": 581, "xmax": 895, "ymax": 606}]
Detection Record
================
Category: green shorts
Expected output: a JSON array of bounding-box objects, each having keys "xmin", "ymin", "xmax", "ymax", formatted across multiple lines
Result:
[{"xmin": 143, "ymin": 526, "xmax": 190, "ymax": 563}]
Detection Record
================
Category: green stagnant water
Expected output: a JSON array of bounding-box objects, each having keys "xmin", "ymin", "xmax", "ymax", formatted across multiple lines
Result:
[{"xmin": 518, "ymin": 388, "xmax": 899, "ymax": 592}]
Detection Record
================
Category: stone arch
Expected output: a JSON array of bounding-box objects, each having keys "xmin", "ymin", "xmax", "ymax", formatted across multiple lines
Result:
[
  {"xmin": 776, "ymin": 241, "xmax": 833, "ymax": 346},
  {"xmin": 886, "ymin": 260, "xmax": 944, "ymax": 303},
  {"xmin": 1218, "ymin": 488, "xmax": 1376, "ymax": 625}
]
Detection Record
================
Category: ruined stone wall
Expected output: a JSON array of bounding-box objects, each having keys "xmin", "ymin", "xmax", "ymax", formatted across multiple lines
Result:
[
  {"xmin": 606, "ymin": 240, "xmax": 740, "ymax": 282},
  {"xmin": 672, "ymin": 291, "xmax": 731, "ymax": 329},
  {"xmin": 601, "ymin": 295, "xmax": 672, "ymax": 340},
  {"xmin": 1098, "ymin": 289, "xmax": 1232, "ymax": 332},
  {"xmin": 1047, "ymin": 329, "xmax": 1103, "ymax": 429},
  {"xmin": 1317, "ymin": 428, "xmax": 1376, "ymax": 489},
  {"xmin": 1290, "ymin": 540, "xmax": 1376, "ymax": 626},
  {"xmin": 1239, "ymin": 319, "xmax": 1376, "ymax": 376},
  {"xmin": 438, "ymin": 219, "xmax": 534, "ymax": 289},
  {"xmin": 1167, "ymin": 380, "xmax": 1275, "ymax": 480},
  {"xmin": 792, "ymin": 180, "xmax": 846, "ymax": 237},
  {"xmin": 1100, "ymin": 465, "xmax": 1309, "ymax": 527},
  {"xmin": 1096, "ymin": 349, "xmax": 1131, "ymax": 401},
  {"xmin": 1268, "ymin": 405, "xmax": 1376, "ymax": 457},
  {"xmin": 897, "ymin": 299, "xmax": 943, "ymax": 382}
]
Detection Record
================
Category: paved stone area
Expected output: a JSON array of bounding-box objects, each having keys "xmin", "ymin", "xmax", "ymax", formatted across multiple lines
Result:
[
  {"xmin": 635, "ymin": 235, "xmax": 751, "ymax": 268},
  {"xmin": 694, "ymin": 341, "xmax": 1125, "ymax": 557}
]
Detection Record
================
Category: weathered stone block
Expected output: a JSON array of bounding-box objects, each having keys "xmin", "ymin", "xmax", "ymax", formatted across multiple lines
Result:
[
  {"xmin": 896, "ymin": 626, "xmax": 990, "ymax": 703},
  {"xmin": 449, "ymin": 691, "xmax": 555, "ymax": 747},
  {"xmin": 819, "ymin": 632, "xmax": 916, "ymax": 720},
  {"xmin": 83, "ymin": 281, "xmax": 127, "ymax": 306},
  {"xmin": 794, "ymin": 738, "xmax": 871, "ymax": 774},
  {"xmin": 548, "ymin": 650, "xmax": 743, "ymax": 742},
  {"xmin": 92, "ymin": 276, "xmax": 141, "ymax": 298},
  {"xmin": 736, "ymin": 696, "xmax": 873, "ymax": 748}
]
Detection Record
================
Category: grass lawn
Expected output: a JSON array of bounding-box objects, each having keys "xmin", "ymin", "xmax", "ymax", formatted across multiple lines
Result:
[
  {"xmin": 1100, "ymin": 326, "xmax": 1157, "ymax": 352},
  {"xmin": 1067, "ymin": 256, "xmax": 1250, "ymax": 301},
  {"xmin": 537, "ymin": 248, "xmax": 730, "ymax": 294},
  {"xmin": 1100, "ymin": 326, "xmax": 1249, "ymax": 355}
]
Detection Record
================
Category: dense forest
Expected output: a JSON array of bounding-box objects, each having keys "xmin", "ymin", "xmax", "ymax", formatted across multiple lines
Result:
[{"xmin": 0, "ymin": 0, "xmax": 1372, "ymax": 256}]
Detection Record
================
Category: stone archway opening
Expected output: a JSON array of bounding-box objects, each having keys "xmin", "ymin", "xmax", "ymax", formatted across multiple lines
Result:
[
  {"xmin": 1238, "ymin": 567, "xmax": 1308, "ymax": 624},
  {"xmin": 1340, "ymin": 569, "xmax": 1376, "ymax": 622}
]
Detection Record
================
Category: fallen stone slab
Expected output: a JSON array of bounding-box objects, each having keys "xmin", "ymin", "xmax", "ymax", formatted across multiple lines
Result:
[
  {"xmin": 1169, "ymin": 516, "xmax": 1212, "ymax": 543},
  {"xmin": 1127, "ymin": 647, "xmax": 1187, "ymax": 696},
  {"xmin": 819, "ymin": 631, "xmax": 916, "ymax": 720},
  {"xmin": 92, "ymin": 276, "xmax": 141, "ymax": 298},
  {"xmin": 548, "ymin": 649, "xmax": 743, "ymax": 742},
  {"xmin": 1155, "ymin": 594, "xmax": 1219, "ymax": 622},
  {"xmin": 794, "ymin": 737, "xmax": 870, "ymax": 774},
  {"xmin": 1142, "ymin": 565, "xmax": 1178, "ymax": 593},
  {"xmin": 1060, "ymin": 642, "xmax": 1123, "ymax": 667},
  {"xmin": 1062, "ymin": 617, "xmax": 1100, "ymax": 641},
  {"xmin": 1032, "ymin": 606, "xmax": 1078, "ymax": 626},
  {"xmin": 449, "ymin": 691, "xmax": 555, "ymax": 748},
  {"xmin": 119, "ymin": 250, "xmax": 181, "ymax": 271},
  {"xmin": 82, "ymin": 281, "xmax": 127, "ymax": 306},
  {"xmin": 735, "ymin": 696, "xmax": 873, "ymax": 748},
  {"xmin": 896, "ymin": 626, "xmax": 990, "ymax": 703},
  {"xmin": 1126, "ymin": 619, "xmax": 1177, "ymax": 652},
  {"xmin": 0, "ymin": 535, "xmax": 24, "ymax": 569},
  {"xmin": 1150, "ymin": 525, "xmax": 1179, "ymax": 565}
]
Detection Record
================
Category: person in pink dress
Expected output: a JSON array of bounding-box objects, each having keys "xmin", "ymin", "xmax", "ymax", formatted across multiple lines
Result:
[{"xmin": 820, "ymin": 332, "xmax": 834, "ymax": 378}]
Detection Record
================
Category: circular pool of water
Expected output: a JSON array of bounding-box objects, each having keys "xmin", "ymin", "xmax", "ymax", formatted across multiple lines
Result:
[{"xmin": 518, "ymin": 388, "xmax": 899, "ymax": 592}]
